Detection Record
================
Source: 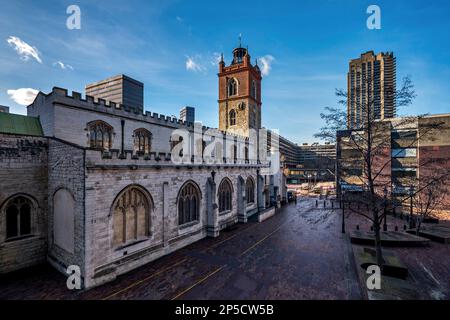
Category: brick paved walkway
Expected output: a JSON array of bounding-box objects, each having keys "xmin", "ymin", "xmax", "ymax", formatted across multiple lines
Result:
[
  {"xmin": 0, "ymin": 199, "xmax": 361, "ymax": 300},
  {"xmin": 343, "ymin": 206, "xmax": 450, "ymax": 300},
  {"xmin": 2, "ymin": 197, "xmax": 448, "ymax": 300}
]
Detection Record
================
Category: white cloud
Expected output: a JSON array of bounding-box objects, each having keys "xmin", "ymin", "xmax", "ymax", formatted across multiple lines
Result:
[
  {"xmin": 6, "ymin": 36, "xmax": 42, "ymax": 63},
  {"xmin": 211, "ymin": 52, "xmax": 222, "ymax": 66},
  {"xmin": 53, "ymin": 61, "xmax": 74, "ymax": 70},
  {"xmin": 185, "ymin": 56, "xmax": 205, "ymax": 72},
  {"xmin": 259, "ymin": 55, "xmax": 275, "ymax": 76},
  {"xmin": 176, "ymin": 16, "xmax": 183, "ymax": 22},
  {"xmin": 7, "ymin": 88, "xmax": 39, "ymax": 106}
]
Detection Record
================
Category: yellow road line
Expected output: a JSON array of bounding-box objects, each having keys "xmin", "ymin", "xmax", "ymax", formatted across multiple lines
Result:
[
  {"xmin": 102, "ymin": 258, "xmax": 188, "ymax": 300},
  {"xmin": 171, "ymin": 219, "xmax": 288, "ymax": 299},
  {"xmin": 205, "ymin": 222, "xmax": 258, "ymax": 250},
  {"xmin": 171, "ymin": 266, "xmax": 225, "ymax": 300},
  {"xmin": 239, "ymin": 222, "xmax": 287, "ymax": 257},
  {"xmin": 207, "ymin": 233, "xmax": 239, "ymax": 249},
  {"xmin": 102, "ymin": 218, "xmax": 286, "ymax": 300}
]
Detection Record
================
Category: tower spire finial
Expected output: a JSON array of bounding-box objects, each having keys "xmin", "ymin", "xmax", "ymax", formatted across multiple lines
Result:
[{"xmin": 239, "ymin": 33, "xmax": 242, "ymax": 48}]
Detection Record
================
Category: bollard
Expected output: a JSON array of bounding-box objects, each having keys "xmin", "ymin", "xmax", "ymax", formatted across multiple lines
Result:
[
  {"xmin": 403, "ymin": 225, "xmax": 407, "ymax": 230},
  {"xmin": 370, "ymin": 226, "xmax": 374, "ymax": 231},
  {"xmin": 323, "ymin": 201, "xmax": 326, "ymax": 208},
  {"xmin": 332, "ymin": 202, "xmax": 334, "ymax": 208},
  {"xmin": 316, "ymin": 200, "xmax": 318, "ymax": 207},
  {"xmin": 395, "ymin": 226, "xmax": 398, "ymax": 231},
  {"xmin": 356, "ymin": 225, "xmax": 360, "ymax": 230}
]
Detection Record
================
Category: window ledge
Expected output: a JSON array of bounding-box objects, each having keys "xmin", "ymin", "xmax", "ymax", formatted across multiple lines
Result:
[
  {"xmin": 219, "ymin": 210, "xmax": 232, "ymax": 216},
  {"xmin": 178, "ymin": 220, "xmax": 199, "ymax": 230},
  {"xmin": 114, "ymin": 237, "xmax": 149, "ymax": 251},
  {"xmin": 3, "ymin": 234, "xmax": 36, "ymax": 244}
]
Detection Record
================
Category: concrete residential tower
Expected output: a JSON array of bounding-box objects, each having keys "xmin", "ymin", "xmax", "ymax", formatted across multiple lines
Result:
[{"xmin": 347, "ymin": 51, "xmax": 396, "ymax": 129}]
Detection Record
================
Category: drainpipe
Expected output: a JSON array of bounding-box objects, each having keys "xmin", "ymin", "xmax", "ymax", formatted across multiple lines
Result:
[{"xmin": 120, "ymin": 119, "xmax": 125, "ymax": 158}]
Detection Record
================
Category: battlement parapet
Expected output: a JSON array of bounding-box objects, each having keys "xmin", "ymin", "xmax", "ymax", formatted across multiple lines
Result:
[
  {"xmin": 43, "ymin": 87, "xmax": 195, "ymax": 130},
  {"xmin": 85, "ymin": 148, "xmax": 264, "ymax": 168},
  {"xmin": 31, "ymin": 87, "xmax": 255, "ymax": 140}
]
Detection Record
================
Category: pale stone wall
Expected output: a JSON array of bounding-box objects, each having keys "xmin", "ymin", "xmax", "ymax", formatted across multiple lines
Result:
[
  {"xmin": 53, "ymin": 104, "xmax": 175, "ymax": 153},
  {"xmin": 21, "ymin": 86, "xmax": 273, "ymax": 289},
  {"xmin": 0, "ymin": 134, "xmax": 48, "ymax": 273},
  {"xmin": 47, "ymin": 139, "xmax": 85, "ymax": 276},
  {"xmin": 82, "ymin": 155, "xmax": 258, "ymax": 287},
  {"xmin": 27, "ymin": 93, "xmax": 55, "ymax": 136},
  {"xmin": 53, "ymin": 189, "xmax": 75, "ymax": 253}
]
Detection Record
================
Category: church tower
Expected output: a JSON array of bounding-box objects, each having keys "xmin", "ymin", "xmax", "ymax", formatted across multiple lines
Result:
[{"xmin": 218, "ymin": 44, "xmax": 262, "ymax": 136}]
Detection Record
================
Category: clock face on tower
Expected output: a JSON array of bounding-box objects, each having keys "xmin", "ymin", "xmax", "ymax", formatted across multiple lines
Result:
[{"xmin": 218, "ymin": 45, "xmax": 262, "ymax": 137}]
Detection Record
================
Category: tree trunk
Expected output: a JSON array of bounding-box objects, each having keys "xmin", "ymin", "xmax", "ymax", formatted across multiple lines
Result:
[
  {"xmin": 373, "ymin": 221, "xmax": 384, "ymax": 271},
  {"xmin": 371, "ymin": 206, "xmax": 384, "ymax": 272},
  {"xmin": 416, "ymin": 218, "xmax": 422, "ymax": 236}
]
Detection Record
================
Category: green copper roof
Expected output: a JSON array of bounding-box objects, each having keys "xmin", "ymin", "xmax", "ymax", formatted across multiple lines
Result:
[{"xmin": 0, "ymin": 113, "xmax": 43, "ymax": 136}]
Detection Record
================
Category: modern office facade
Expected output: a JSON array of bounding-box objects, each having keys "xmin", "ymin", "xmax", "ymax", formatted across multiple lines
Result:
[
  {"xmin": 336, "ymin": 114, "xmax": 450, "ymax": 208},
  {"xmin": 286, "ymin": 143, "xmax": 336, "ymax": 184},
  {"xmin": 180, "ymin": 106, "xmax": 195, "ymax": 123},
  {"xmin": 85, "ymin": 74, "xmax": 144, "ymax": 113}
]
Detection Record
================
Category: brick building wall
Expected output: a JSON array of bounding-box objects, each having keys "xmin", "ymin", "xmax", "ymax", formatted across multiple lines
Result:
[{"xmin": 218, "ymin": 48, "xmax": 262, "ymax": 136}]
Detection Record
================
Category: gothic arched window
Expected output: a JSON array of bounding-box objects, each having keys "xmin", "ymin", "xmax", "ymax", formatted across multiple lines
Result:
[
  {"xmin": 178, "ymin": 181, "xmax": 201, "ymax": 225},
  {"xmin": 88, "ymin": 120, "xmax": 113, "ymax": 150},
  {"xmin": 112, "ymin": 186, "xmax": 152, "ymax": 246},
  {"xmin": 228, "ymin": 78, "xmax": 238, "ymax": 97},
  {"xmin": 134, "ymin": 128, "xmax": 152, "ymax": 154},
  {"xmin": 4, "ymin": 196, "xmax": 33, "ymax": 240},
  {"xmin": 218, "ymin": 178, "xmax": 233, "ymax": 213},
  {"xmin": 246, "ymin": 177, "xmax": 255, "ymax": 204},
  {"xmin": 229, "ymin": 109, "xmax": 236, "ymax": 126}
]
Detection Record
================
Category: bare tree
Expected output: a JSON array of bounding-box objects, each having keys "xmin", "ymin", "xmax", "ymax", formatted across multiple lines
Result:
[
  {"xmin": 409, "ymin": 143, "xmax": 450, "ymax": 235},
  {"xmin": 314, "ymin": 89, "xmax": 347, "ymax": 143},
  {"xmin": 334, "ymin": 73, "xmax": 449, "ymax": 271},
  {"xmin": 315, "ymin": 76, "xmax": 416, "ymax": 143},
  {"xmin": 412, "ymin": 176, "xmax": 448, "ymax": 235}
]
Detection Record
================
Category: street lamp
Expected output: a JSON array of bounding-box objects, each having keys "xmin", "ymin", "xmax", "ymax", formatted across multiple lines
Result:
[
  {"xmin": 383, "ymin": 186, "xmax": 388, "ymax": 232},
  {"xmin": 341, "ymin": 190, "xmax": 346, "ymax": 234}
]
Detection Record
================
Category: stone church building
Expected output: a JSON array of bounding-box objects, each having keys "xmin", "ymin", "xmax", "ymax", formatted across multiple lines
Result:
[{"xmin": 0, "ymin": 46, "xmax": 281, "ymax": 288}]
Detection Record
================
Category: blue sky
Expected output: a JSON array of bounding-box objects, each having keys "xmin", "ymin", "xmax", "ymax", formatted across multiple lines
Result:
[{"xmin": 1, "ymin": 0, "xmax": 449, "ymax": 143}]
